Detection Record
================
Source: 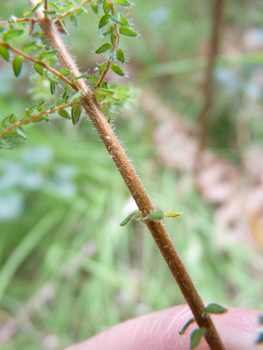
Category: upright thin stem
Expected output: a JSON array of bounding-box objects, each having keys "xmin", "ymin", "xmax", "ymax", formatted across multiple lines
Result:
[
  {"xmin": 28, "ymin": 1, "xmax": 226, "ymax": 349},
  {"xmin": 197, "ymin": 0, "xmax": 223, "ymax": 151}
]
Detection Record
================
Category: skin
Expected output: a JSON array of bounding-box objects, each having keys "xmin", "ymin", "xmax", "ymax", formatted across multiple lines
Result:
[{"xmin": 64, "ymin": 305, "xmax": 263, "ymax": 350}]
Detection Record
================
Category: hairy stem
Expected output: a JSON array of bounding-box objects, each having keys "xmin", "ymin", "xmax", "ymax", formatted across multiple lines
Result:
[
  {"xmin": 0, "ymin": 102, "xmax": 79, "ymax": 139},
  {"xmin": 29, "ymin": 1, "xmax": 226, "ymax": 349}
]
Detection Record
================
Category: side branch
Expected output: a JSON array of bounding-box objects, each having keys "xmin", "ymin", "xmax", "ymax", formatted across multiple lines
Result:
[
  {"xmin": 95, "ymin": 1, "xmax": 119, "ymax": 89},
  {"xmin": 29, "ymin": 1, "xmax": 226, "ymax": 349},
  {"xmin": 0, "ymin": 101, "xmax": 79, "ymax": 139},
  {"xmin": 0, "ymin": 42, "xmax": 78, "ymax": 91},
  {"xmin": 54, "ymin": 0, "xmax": 92, "ymax": 23}
]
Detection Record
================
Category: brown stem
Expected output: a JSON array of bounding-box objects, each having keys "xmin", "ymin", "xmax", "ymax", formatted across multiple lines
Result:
[
  {"xmin": 197, "ymin": 0, "xmax": 223, "ymax": 151},
  {"xmin": 94, "ymin": 59, "xmax": 111, "ymax": 89},
  {"xmin": 0, "ymin": 17, "xmax": 37, "ymax": 26},
  {"xmin": 0, "ymin": 42, "xmax": 78, "ymax": 91},
  {"xmin": 28, "ymin": 1, "xmax": 226, "ymax": 349},
  {"xmin": 0, "ymin": 102, "xmax": 79, "ymax": 139}
]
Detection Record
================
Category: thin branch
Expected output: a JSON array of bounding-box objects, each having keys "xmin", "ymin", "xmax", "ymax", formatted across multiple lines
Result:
[
  {"xmin": 197, "ymin": 0, "xmax": 224, "ymax": 151},
  {"xmin": 54, "ymin": 0, "xmax": 92, "ymax": 23},
  {"xmin": 28, "ymin": 1, "xmax": 226, "ymax": 349},
  {"xmin": 94, "ymin": 1, "xmax": 119, "ymax": 89},
  {"xmin": 0, "ymin": 17, "xmax": 37, "ymax": 26},
  {"xmin": 0, "ymin": 101, "xmax": 79, "ymax": 139},
  {"xmin": 94, "ymin": 59, "xmax": 111, "ymax": 89},
  {"xmin": 0, "ymin": 42, "xmax": 78, "ymax": 91},
  {"xmin": 0, "ymin": 0, "xmax": 91, "ymax": 27}
]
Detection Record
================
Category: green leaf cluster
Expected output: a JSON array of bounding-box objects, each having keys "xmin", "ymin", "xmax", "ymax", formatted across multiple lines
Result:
[{"xmin": 93, "ymin": 0, "xmax": 139, "ymax": 82}]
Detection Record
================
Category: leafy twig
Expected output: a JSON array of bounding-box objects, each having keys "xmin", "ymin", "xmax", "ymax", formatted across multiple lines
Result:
[
  {"xmin": 54, "ymin": 0, "xmax": 92, "ymax": 23},
  {"xmin": 95, "ymin": 1, "xmax": 119, "ymax": 89},
  {"xmin": 0, "ymin": 101, "xmax": 79, "ymax": 139},
  {"xmin": 0, "ymin": 42, "xmax": 78, "ymax": 91}
]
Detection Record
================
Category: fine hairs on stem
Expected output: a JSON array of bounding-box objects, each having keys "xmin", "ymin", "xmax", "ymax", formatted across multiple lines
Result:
[{"xmin": 23, "ymin": 1, "xmax": 226, "ymax": 349}]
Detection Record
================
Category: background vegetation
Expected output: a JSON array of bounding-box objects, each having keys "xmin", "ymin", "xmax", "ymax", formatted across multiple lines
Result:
[{"xmin": 1, "ymin": 0, "xmax": 263, "ymax": 349}]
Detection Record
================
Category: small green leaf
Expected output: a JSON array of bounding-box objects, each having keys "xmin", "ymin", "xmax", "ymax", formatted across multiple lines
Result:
[
  {"xmin": 120, "ymin": 14, "xmax": 129, "ymax": 26},
  {"xmin": 9, "ymin": 114, "xmax": 16, "ymax": 123},
  {"xmin": 119, "ymin": 26, "xmax": 138, "ymax": 36},
  {"xmin": 13, "ymin": 56, "xmax": 23, "ymax": 77},
  {"xmin": 256, "ymin": 332, "xmax": 263, "ymax": 344},
  {"xmin": 70, "ymin": 13, "xmax": 78, "ymax": 26},
  {"xmin": 203, "ymin": 304, "xmax": 228, "ymax": 314},
  {"xmin": 190, "ymin": 328, "xmax": 206, "ymax": 349},
  {"xmin": 34, "ymin": 63, "xmax": 44, "ymax": 76},
  {"xmin": 86, "ymin": 76, "xmax": 98, "ymax": 83},
  {"xmin": 47, "ymin": 2, "xmax": 60, "ymax": 10},
  {"xmin": 76, "ymin": 7, "xmax": 84, "ymax": 16},
  {"xmin": 32, "ymin": 1, "xmax": 42, "ymax": 12},
  {"xmin": 59, "ymin": 68, "xmax": 71, "ymax": 76},
  {"xmin": 147, "ymin": 210, "xmax": 164, "ymax": 220},
  {"xmin": 58, "ymin": 109, "xmax": 70, "ymax": 119},
  {"xmin": 164, "ymin": 212, "xmax": 182, "ymax": 218},
  {"xmin": 71, "ymin": 104, "xmax": 82, "ymax": 125},
  {"xmin": 120, "ymin": 210, "xmax": 142, "ymax": 226},
  {"xmin": 103, "ymin": 26, "xmax": 114, "ymax": 36},
  {"xmin": 25, "ymin": 105, "xmax": 37, "ymax": 117},
  {"xmin": 0, "ymin": 45, "xmax": 10, "ymax": 61},
  {"xmin": 22, "ymin": 42, "xmax": 42, "ymax": 53},
  {"xmin": 39, "ymin": 50, "xmax": 58, "ymax": 60},
  {"xmin": 94, "ymin": 88, "xmax": 114, "ymax": 97},
  {"xmin": 36, "ymin": 100, "xmax": 45, "ymax": 112},
  {"xmin": 72, "ymin": 74, "xmax": 86, "ymax": 82},
  {"xmin": 111, "ymin": 64, "xmax": 125, "ymax": 76},
  {"xmin": 50, "ymin": 81, "xmax": 56, "ymax": 95},
  {"xmin": 179, "ymin": 318, "xmax": 195, "ymax": 335},
  {"xmin": 3, "ymin": 29, "xmax": 24, "ymax": 41},
  {"xmin": 113, "ymin": 0, "xmax": 130, "ymax": 6},
  {"xmin": 103, "ymin": 0, "xmax": 110, "ymax": 14},
  {"xmin": 116, "ymin": 48, "xmax": 125, "ymax": 63},
  {"xmin": 98, "ymin": 62, "xmax": 106, "ymax": 75},
  {"xmin": 110, "ymin": 32, "xmax": 115, "ymax": 46},
  {"xmin": 31, "ymin": 115, "xmax": 48, "ymax": 123},
  {"xmin": 95, "ymin": 43, "xmax": 112, "ymax": 54},
  {"xmin": 43, "ymin": 9, "xmax": 56, "ymax": 15},
  {"xmin": 91, "ymin": 2, "xmax": 98, "ymax": 14},
  {"xmin": 99, "ymin": 14, "xmax": 111, "ymax": 28}
]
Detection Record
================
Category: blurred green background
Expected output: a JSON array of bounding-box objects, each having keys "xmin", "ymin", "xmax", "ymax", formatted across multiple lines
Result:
[{"xmin": 1, "ymin": 0, "xmax": 263, "ymax": 349}]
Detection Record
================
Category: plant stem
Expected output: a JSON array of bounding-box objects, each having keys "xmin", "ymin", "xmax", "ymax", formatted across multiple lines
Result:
[
  {"xmin": 0, "ymin": 102, "xmax": 79, "ymax": 139},
  {"xmin": 29, "ymin": 1, "xmax": 226, "ymax": 349},
  {"xmin": 197, "ymin": 0, "xmax": 223, "ymax": 151}
]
